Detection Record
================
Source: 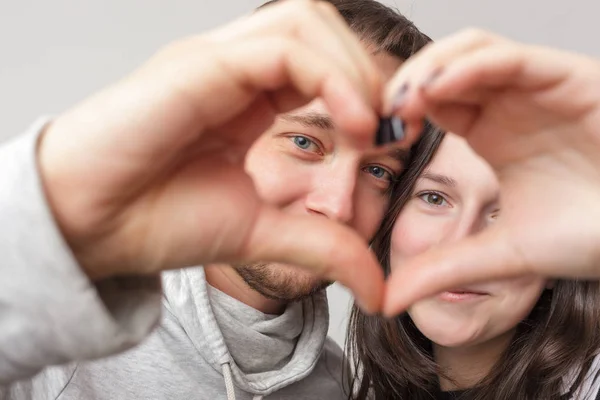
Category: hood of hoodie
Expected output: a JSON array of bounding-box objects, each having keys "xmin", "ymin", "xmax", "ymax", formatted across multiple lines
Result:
[{"xmin": 161, "ymin": 267, "xmax": 329, "ymax": 397}]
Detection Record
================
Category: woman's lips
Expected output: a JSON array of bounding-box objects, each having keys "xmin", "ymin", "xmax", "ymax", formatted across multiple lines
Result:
[{"xmin": 438, "ymin": 288, "xmax": 490, "ymax": 302}]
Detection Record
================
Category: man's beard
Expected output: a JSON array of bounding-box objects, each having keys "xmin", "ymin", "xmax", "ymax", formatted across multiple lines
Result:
[{"xmin": 234, "ymin": 262, "xmax": 332, "ymax": 303}]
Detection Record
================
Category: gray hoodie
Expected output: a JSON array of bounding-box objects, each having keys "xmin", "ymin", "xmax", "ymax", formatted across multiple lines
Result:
[{"xmin": 0, "ymin": 120, "xmax": 347, "ymax": 400}]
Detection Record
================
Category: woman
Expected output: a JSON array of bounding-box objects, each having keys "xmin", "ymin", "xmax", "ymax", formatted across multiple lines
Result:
[{"xmin": 348, "ymin": 133, "xmax": 600, "ymax": 399}]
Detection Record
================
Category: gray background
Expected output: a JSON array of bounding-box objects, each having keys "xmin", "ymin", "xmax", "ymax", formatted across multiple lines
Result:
[{"xmin": 1, "ymin": 0, "xmax": 598, "ymax": 347}]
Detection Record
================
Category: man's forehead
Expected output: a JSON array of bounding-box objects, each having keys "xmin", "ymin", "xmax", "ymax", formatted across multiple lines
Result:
[
  {"xmin": 369, "ymin": 50, "xmax": 404, "ymax": 81},
  {"xmin": 285, "ymin": 100, "xmax": 328, "ymax": 116}
]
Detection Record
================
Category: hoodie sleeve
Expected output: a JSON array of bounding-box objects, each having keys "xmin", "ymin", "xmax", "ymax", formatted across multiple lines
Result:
[{"xmin": 0, "ymin": 119, "xmax": 162, "ymax": 385}]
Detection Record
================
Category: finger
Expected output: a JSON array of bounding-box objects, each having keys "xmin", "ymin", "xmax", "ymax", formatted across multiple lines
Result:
[
  {"xmin": 421, "ymin": 44, "xmax": 529, "ymax": 104},
  {"xmin": 384, "ymin": 28, "xmax": 503, "ymax": 113},
  {"xmin": 423, "ymin": 44, "xmax": 585, "ymax": 102},
  {"xmin": 240, "ymin": 205, "xmax": 385, "ymax": 314},
  {"xmin": 425, "ymin": 101, "xmax": 481, "ymax": 136},
  {"xmin": 419, "ymin": 44, "xmax": 600, "ymax": 127},
  {"xmin": 382, "ymin": 29, "xmax": 504, "ymax": 146},
  {"xmin": 200, "ymin": 37, "xmax": 378, "ymax": 144},
  {"xmin": 312, "ymin": 1, "xmax": 383, "ymax": 109},
  {"xmin": 209, "ymin": 0, "xmax": 381, "ymax": 110},
  {"xmin": 383, "ymin": 227, "xmax": 528, "ymax": 317}
]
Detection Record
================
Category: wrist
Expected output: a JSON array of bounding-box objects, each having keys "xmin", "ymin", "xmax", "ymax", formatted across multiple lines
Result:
[{"xmin": 36, "ymin": 120, "xmax": 117, "ymax": 281}]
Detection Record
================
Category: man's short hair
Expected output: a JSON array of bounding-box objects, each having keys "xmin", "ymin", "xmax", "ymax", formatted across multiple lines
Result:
[{"xmin": 259, "ymin": 0, "xmax": 432, "ymax": 61}]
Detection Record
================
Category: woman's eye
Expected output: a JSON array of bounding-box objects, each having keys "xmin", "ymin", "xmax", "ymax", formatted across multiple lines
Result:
[
  {"xmin": 291, "ymin": 135, "xmax": 315, "ymax": 150},
  {"xmin": 419, "ymin": 192, "xmax": 447, "ymax": 206},
  {"xmin": 364, "ymin": 165, "xmax": 394, "ymax": 181}
]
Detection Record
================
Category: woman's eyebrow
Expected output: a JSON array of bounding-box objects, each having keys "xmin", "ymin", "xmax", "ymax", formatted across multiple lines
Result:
[{"xmin": 420, "ymin": 172, "xmax": 457, "ymax": 188}]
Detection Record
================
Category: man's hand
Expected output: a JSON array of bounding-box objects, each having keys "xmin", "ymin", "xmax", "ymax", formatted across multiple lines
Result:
[{"xmin": 38, "ymin": 0, "xmax": 386, "ymax": 312}]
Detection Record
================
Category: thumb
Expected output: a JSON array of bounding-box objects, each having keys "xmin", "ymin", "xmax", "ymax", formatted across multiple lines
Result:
[
  {"xmin": 383, "ymin": 226, "xmax": 528, "ymax": 317},
  {"xmin": 240, "ymin": 206, "xmax": 385, "ymax": 314}
]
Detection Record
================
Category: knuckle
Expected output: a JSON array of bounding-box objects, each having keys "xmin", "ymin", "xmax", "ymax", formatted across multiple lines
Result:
[
  {"xmin": 286, "ymin": 0, "xmax": 320, "ymax": 20},
  {"xmin": 315, "ymin": 1, "xmax": 339, "ymax": 18},
  {"xmin": 460, "ymin": 27, "xmax": 495, "ymax": 43}
]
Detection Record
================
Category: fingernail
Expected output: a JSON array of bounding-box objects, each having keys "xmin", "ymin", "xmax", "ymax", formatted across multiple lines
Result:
[
  {"xmin": 421, "ymin": 67, "xmax": 443, "ymax": 89},
  {"xmin": 391, "ymin": 83, "xmax": 409, "ymax": 113},
  {"xmin": 375, "ymin": 117, "xmax": 406, "ymax": 146},
  {"xmin": 375, "ymin": 118, "xmax": 393, "ymax": 146},
  {"xmin": 391, "ymin": 116, "xmax": 405, "ymax": 141}
]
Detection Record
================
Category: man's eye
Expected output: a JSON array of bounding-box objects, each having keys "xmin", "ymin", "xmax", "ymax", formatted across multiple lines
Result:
[
  {"xmin": 365, "ymin": 165, "xmax": 393, "ymax": 181},
  {"xmin": 418, "ymin": 192, "xmax": 448, "ymax": 207},
  {"xmin": 291, "ymin": 135, "xmax": 315, "ymax": 150}
]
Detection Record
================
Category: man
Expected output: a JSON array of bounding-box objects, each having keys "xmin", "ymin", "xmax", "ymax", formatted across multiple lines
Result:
[{"xmin": 0, "ymin": 1, "xmax": 434, "ymax": 398}]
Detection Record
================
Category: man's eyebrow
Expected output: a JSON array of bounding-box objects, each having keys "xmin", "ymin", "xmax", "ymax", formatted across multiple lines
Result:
[
  {"xmin": 280, "ymin": 112, "xmax": 335, "ymax": 130},
  {"xmin": 421, "ymin": 172, "xmax": 457, "ymax": 188},
  {"xmin": 388, "ymin": 148, "xmax": 410, "ymax": 164},
  {"xmin": 279, "ymin": 114, "xmax": 409, "ymax": 163}
]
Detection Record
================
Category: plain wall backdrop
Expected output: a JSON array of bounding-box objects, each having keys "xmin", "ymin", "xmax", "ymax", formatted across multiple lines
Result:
[{"xmin": 1, "ymin": 0, "xmax": 598, "ymax": 347}]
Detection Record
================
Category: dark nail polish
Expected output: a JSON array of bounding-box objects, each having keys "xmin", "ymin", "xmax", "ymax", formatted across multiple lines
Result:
[
  {"xmin": 391, "ymin": 116, "xmax": 405, "ymax": 141},
  {"xmin": 391, "ymin": 83, "xmax": 409, "ymax": 113},
  {"xmin": 375, "ymin": 117, "xmax": 406, "ymax": 146},
  {"xmin": 375, "ymin": 118, "xmax": 394, "ymax": 146},
  {"xmin": 421, "ymin": 67, "xmax": 443, "ymax": 89}
]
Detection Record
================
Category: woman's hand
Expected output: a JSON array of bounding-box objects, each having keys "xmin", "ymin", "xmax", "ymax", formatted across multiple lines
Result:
[{"xmin": 383, "ymin": 29, "xmax": 600, "ymax": 316}]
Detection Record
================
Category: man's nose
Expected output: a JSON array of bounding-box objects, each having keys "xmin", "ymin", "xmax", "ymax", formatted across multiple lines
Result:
[{"xmin": 304, "ymin": 164, "xmax": 357, "ymax": 224}]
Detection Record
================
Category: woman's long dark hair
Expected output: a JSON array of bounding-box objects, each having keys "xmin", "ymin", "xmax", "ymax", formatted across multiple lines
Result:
[{"xmin": 347, "ymin": 138, "xmax": 600, "ymax": 399}]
